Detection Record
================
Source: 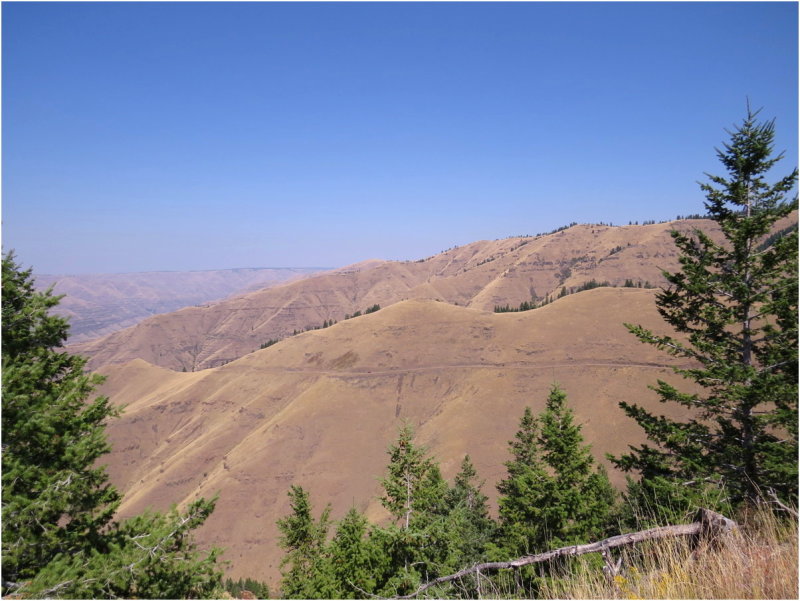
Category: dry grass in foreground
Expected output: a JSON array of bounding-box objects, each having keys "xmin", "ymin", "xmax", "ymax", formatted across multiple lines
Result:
[{"xmin": 540, "ymin": 506, "xmax": 798, "ymax": 600}]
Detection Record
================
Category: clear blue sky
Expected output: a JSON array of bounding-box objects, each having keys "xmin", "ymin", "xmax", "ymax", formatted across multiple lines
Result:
[{"xmin": 3, "ymin": 1, "xmax": 798, "ymax": 274}]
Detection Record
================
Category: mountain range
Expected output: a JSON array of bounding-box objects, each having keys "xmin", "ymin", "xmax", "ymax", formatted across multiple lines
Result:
[
  {"xmin": 74, "ymin": 216, "xmax": 800, "ymax": 585},
  {"xmin": 71, "ymin": 218, "xmax": 731, "ymax": 371}
]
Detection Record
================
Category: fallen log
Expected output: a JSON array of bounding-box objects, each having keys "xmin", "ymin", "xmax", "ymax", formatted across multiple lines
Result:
[{"xmin": 395, "ymin": 508, "xmax": 737, "ymax": 599}]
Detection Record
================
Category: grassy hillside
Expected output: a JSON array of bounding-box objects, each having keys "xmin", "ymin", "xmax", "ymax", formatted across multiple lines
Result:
[{"xmin": 98, "ymin": 288, "xmax": 696, "ymax": 583}]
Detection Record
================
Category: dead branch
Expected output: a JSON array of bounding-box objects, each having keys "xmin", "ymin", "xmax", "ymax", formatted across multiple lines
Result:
[
  {"xmin": 395, "ymin": 508, "xmax": 736, "ymax": 599},
  {"xmin": 768, "ymin": 489, "xmax": 799, "ymax": 519}
]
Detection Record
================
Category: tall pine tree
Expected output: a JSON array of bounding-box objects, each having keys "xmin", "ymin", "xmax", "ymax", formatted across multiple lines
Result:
[
  {"xmin": 536, "ymin": 386, "xmax": 617, "ymax": 547},
  {"xmin": 494, "ymin": 406, "xmax": 551, "ymax": 556},
  {"xmin": 375, "ymin": 423, "xmax": 447, "ymax": 595},
  {"xmin": 2, "ymin": 252, "xmax": 222, "ymax": 598},
  {"xmin": 2, "ymin": 252, "xmax": 121, "ymax": 588},
  {"xmin": 611, "ymin": 107, "xmax": 798, "ymax": 518},
  {"xmin": 373, "ymin": 425, "xmax": 497, "ymax": 596}
]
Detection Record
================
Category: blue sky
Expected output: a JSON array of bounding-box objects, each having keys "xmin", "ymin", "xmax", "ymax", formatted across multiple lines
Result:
[{"xmin": 3, "ymin": 2, "xmax": 798, "ymax": 274}]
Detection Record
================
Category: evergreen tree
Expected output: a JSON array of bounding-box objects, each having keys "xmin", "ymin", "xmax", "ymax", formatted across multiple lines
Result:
[
  {"xmin": 494, "ymin": 407, "xmax": 550, "ymax": 556},
  {"xmin": 536, "ymin": 386, "xmax": 616, "ymax": 546},
  {"xmin": 373, "ymin": 425, "xmax": 498, "ymax": 597},
  {"xmin": 25, "ymin": 498, "xmax": 222, "ymax": 599},
  {"xmin": 2, "ymin": 252, "xmax": 121, "ymax": 588},
  {"xmin": 446, "ymin": 456, "xmax": 492, "ymax": 525},
  {"xmin": 442, "ymin": 456, "xmax": 496, "ymax": 570},
  {"xmin": 399, "ymin": 463, "xmax": 452, "ymax": 577},
  {"xmin": 611, "ymin": 107, "xmax": 798, "ymax": 518},
  {"xmin": 375, "ymin": 424, "xmax": 444, "ymax": 595},
  {"xmin": 223, "ymin": 576, "xmax": 270, "ymax": 599},
  {"xmin": 276, "ymin": 485, "xmax": 333, "ymax": 599},
  {"xmin": 380, "ymin": 422, "xmax": 438, "ymax": 530},
  {"xmin": 1, "ymin": 251, "xmax": 222, "ymax": 598},
  {"xmin": 495, "ymin": 387, "xmax": 616, "ymax": 556},
  {"xmin": 327, "ymin": 508, "xmax": 378, "ymax": 599}
]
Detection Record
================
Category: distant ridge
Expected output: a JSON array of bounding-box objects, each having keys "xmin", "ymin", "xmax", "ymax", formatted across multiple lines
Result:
[
  {"xmin": 70, "ymin": 218, "xmax": 717, "ymax": 370},
  {"xmin": 72, "ymin": 213, "xmax": 796, "ymax": 372},
  {"xmin": 36, "ymin": 267, "xmax": 328, "ymax": 343}
]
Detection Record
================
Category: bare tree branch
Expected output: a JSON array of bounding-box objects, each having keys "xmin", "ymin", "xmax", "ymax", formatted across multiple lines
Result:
[
  {"xmin": 768, "ymin": 489, "xmax": 799, "ymax": 518},
  {"xmin": 394, "ymin": 509, "xmax": 736, "ymax": 599}
]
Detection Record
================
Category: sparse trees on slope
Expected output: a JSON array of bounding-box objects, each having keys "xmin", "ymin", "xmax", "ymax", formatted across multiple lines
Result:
[
  {"xmin": 1, "ymin": 251, "xmax": 223, "ymax": 598},
  {"xmin": 611, "ymin": 107, "xmax": 798, "ymax": 519},
  {"xmin": 223, "ymin": 576, "xmax": 270, "ymax": 600}
]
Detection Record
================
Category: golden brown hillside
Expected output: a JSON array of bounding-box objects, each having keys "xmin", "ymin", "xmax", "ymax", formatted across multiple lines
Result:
[
  {"xmin": 75, "ymin": 218, "xmax": 721, "ymax": 371},
  {"xmin": 98, "ymin": 288, "xmax": 697, "ymax": 586}
]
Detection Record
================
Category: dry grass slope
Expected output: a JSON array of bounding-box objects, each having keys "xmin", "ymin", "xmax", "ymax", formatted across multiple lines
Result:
[{"xmin": 98, "ymin": 288, "xmax": 697, "ymax": 585}]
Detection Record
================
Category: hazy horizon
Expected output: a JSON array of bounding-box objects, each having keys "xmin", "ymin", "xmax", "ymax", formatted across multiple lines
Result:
[
  {"xmin": 32, "ymin": 264, "xmax": 336, "ymax": 277},
  {"xmin": 4, "ymin": 2, "xmax": 797, "ymax": 274}
]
